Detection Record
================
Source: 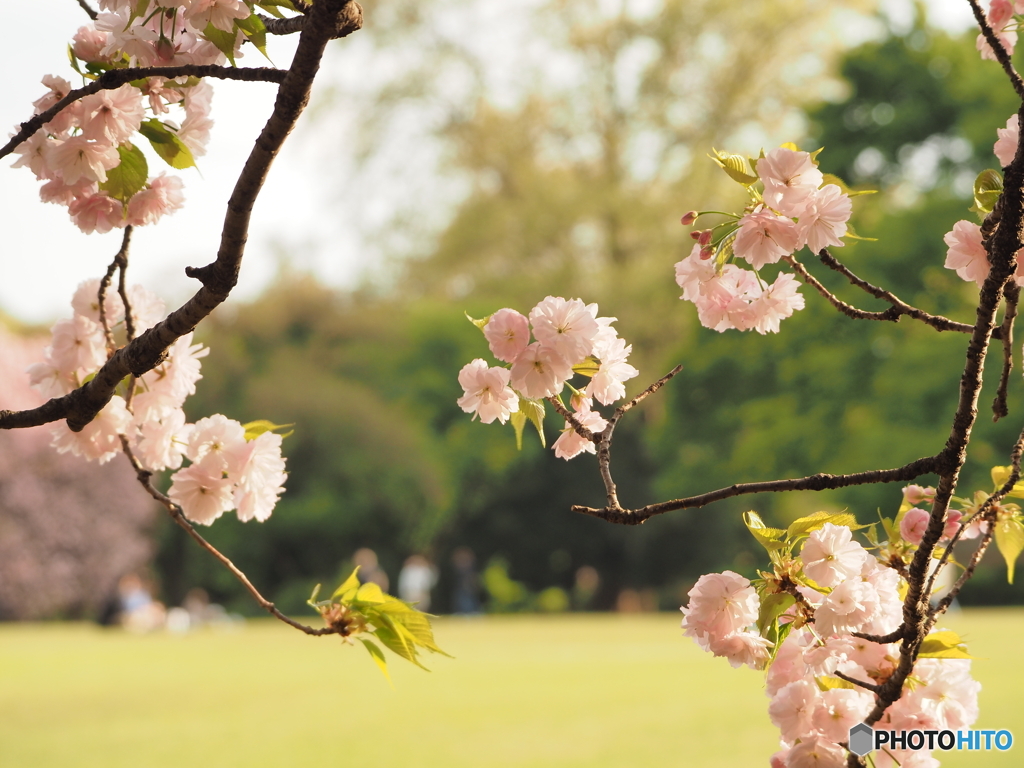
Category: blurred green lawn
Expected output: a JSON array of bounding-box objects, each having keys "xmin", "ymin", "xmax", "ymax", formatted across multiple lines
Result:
[{"xmin": 0, "ymin": 611, "xmax": 1020, "ymax": 767}]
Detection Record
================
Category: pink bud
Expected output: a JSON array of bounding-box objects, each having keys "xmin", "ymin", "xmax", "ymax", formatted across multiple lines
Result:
[
  {"xmin": 699, "ymin": 247, "xmax": 714, "ymax": 260},
  {"xmin": 900, "ymin": 508, "xmax": 930, "ymax": 546},
  {"xmin": 680, "ymin": 211, "xmax": 699, "ymax": 226},
  {"xmin": 690, "ymin": 230, "xmax": 702, "ymax": 241},
  {"xmin": 698, "ymin": 230, "xmax": 713, "ymax": 246},
  {"xmin": 902, "ymin": 484, "xmax": 935, "ymax": 506}
]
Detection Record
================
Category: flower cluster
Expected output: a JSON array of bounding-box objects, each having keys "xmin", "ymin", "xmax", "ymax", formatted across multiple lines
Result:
[
  {"xmin": 977, "ymin": 0, "xmax": 1024, "ymax": 61},
  {"xmin": 456, "ymin": 296, "xmax": 639, "ymax": 460},
  {"xmin": 674, "ymin": 146, "xmax": 857, "ymax": 334},
  {"xmin": 8, "ymin": 1, "xmax": 275, "ymax": 233},
  {"xmin": 682, "ymin": 512, "xmax": 982, "ymax": 768},
  {"xmin": 28, "ymin": 277, "xmax": 286, "ymax": 525}
]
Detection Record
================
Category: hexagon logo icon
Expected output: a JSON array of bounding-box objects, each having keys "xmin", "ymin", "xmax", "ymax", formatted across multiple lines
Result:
[{"xmin": 849, "ymin": 723, "xmax": 874, "ymax": 757}]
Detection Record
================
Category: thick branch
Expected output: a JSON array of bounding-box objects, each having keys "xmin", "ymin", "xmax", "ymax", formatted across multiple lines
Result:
[
  {"xmin": 573, "ymin": 455, "xmax": 938, "ymax": 525},
  {"xmin": 1, "ymin": 65, "xmax": 287, "ymax": 161},
  {"xmin": 75, "ymin": 0, "xmax": 98, "ymax": 20},
  {"xmin": 0, "ymin": 0, "xmax": 363, "ymax": 434},
  {"xmin": 993, "ymin": 282, "xmax": 1019, "ymax": 420},
  {"xmin": 258, "ymin": 14, "xmax": 307, "ymax": 35},
  {"xmin": 968, "ymin": 0, "xmax": 1024, "ymax": 100},
  {"xmin": 118, "ymin": 437, "xmax": 336, "ymax": 636}
]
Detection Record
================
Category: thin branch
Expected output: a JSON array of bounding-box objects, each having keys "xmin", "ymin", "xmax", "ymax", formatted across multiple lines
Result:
[
  {"xmin": 258, "ymin": 14, "xmax": 307, "ymax": 35},
  {"xmin": 993, "ymin": 282, "xmax": 1019, "ymax": 420},
  {"xmin": 968, "ymin": 0, "xmax": 1024, "ymax": 100},
  {"xmin": 75, "ymin": 0, "xmax": 98, "ymax": 20},
  {"xmin": 930, "ymin": 519, "xmax": 997, "ymax": 621},
  {"xmin": 573, "ymin": 454, "xmax": 939, "ymax": 525},
  {"xmin": 812, "ymin": 250, "xmax": 995, "ymax": 337},
  {"xmin": 118, "ymin": 437, "xmax": 336, "ymax": 636},
  {"xmin": 0, "ymin": 0, "xmax": 363, "ymax": 434},
  {"xmin": 547, "ymin": 396, "xmax": 596, "ymax": 442},
  {"xmin": 1, "ymin": 65, "xmax": 288, "ymax": 161},
  {"xmin": 852, "ymin": 628, "xmax": 904, "ymax": 644},
  {"xmin": 98, "ymin": 226, "xmax": 133, "ymax": 355},
  {"xmin": 117, "ymin": 248, "xmax": 137, "ymax": 342},
  {"xmin": 835, "ymin": 671, "xmax": 881, "ymax": 694},
  {"xmin": 785, "ymin": 254, "xmax": 902, "ymax": 323}
]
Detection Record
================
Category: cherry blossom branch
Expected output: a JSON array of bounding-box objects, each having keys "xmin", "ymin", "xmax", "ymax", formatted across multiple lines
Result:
[
  {"xmin": 117, "ymin": 250, "xmax": 137, "ymax": 342},
  {"xmin": 0, "ymin": 65, "xmax": 288, "ymax": 161},
  {"xmin": 98, "ymin": 227, "xmax": 133, "ymax": 356},
  {"xmin": 812, "ymin": 249, "xmax": 994, "ymax": 337},
  {"xmin": 117, "ymin": 436, "xmax": 337, "ymax": 636},
  {"xmin": 0, "ymin": 0, "xmax": 363, "ymax": 434},
  {"xmin": 258, "ymin": 14, "xmax": 307, "ymax": 35},
  {"xmin": 993, "ymin": 282, "xmax": 1019, "ymax": 420},
  {"xmin": 573, "ymin": 455, "xmax": 939, "ymax": 524},
  {"xmin": 968, "ymin": 0, "xmax": 1024, "ymax": 100},
  {"xmin": 785, "ymin": 254, "xmax": 904, "ymax": 323},
  {"xmin": 75, "ymin": 0, "xmax": 98, "ymax": 21},
  {"xmin": 834, "ymin": 670, "xmax": 881, "ymax": 694},
  {"xmin": 852, "ymin": 627, "xmax": 904, "ymax": 644}
]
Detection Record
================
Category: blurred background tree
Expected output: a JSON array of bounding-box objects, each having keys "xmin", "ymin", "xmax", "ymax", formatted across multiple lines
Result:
[{"xmin": 10, "ymin": 1, "xmax": 1024, "ymax": 619}]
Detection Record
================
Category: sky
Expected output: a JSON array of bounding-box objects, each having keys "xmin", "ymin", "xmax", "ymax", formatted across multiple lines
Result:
[{"xmin": 0, "ymin": 0, "xmax": 984, "ymax": 325}]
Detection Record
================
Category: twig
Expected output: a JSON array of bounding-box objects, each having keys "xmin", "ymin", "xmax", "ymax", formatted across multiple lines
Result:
[
  {"xmin": 968, "ymin": 0, "xmax": 1024, "ymax": 101},
  {"xmin": 835, "ymin": 670, "xmax": 881, "ymax": 694},
  {"xmin": 572, "ymin": 455, "xmax": 938, "ymax": 524},
  {"xmin": 259, "ymin": 14, "xmax": 306, "ymax": 35},
  {"xmin": 852, "ymin": 628, "xmax": 904, "ymax": 644},
  {"xmin": 1, "ymin": 65, "xmax": 288, "ymax": 161},
  {"xmin": 98, "ymin": 226, "xmax": 133, "ymax": 356},
  {"xmin": 118, "ymin": 437, "xmax": 336, "ymax": 636},
  {"xmin": 75, "ymin": 0, "xmax": 98, "ymax": 20},
  {"xmin": 546, "ymin": 396, "xmax": 597, "ymax": 442},
  {"xmin": 993, "ymin": 282, "xmax": 1019, "ymax": 420},
  {"xmin": 0, "ymin": 0, "xmax": 363, "ymax": 434},
  {"xmin": 785, "ymin": 255, "xmax": 902, "ymax": 323},
  {"xmin": 117, "ymin": 248, "xmax": 137, "ymax": 342},
  {"xmin": 813, "ymin": 250, "xmax": 996, "ymax": 337}
]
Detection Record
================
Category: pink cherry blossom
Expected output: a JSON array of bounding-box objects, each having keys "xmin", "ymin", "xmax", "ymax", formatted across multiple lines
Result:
[
  {"xmin": 944, "ymin": 220, "xmax": 990, "ymax": 285},
  {"xmin": 706, "ymin": 630, "xmax": 773, "ymax": 670},
  {"xmin": 48, "ymin": 315, "xmax": 107, "ymax": 374},
  {"xmin": 126, "ymin": 174, "xmax": 185, "ymax": 226},
  {"xmin": 733, "ymin": 210, "xmax": 799, "ymax": 268},
  {"xmin": 179, "ymin": 111, "xmax": 214, "ymax": 158},
  {"xmin": 749, "ymin": 273, "xmax": 805, "ymax": 335},
  {"xmin": 71, "ymin": 278, "xmax": 125, "ymax": 326},
  {"xmin": 72, "ymin": 25, "xmax": 112, "ymax": 63},
  {"xmin": 785, "ymin": 732, "xmax": 846, "ymax": 768},
  {"xmin": 143, "ymin": 332, "xmax": 208, "ymax": 403},
  {"xmin": 978, "ymin": 0, "xmax": 1018, "ymax": 61},
  {"xmin": 184, "ymin": 0, "xmax": 251, "ymax": 33},
  {"xmin": 78, "ymin": 84, "xmax": 145, "ymax": 145},
  {"xmin": 32, "ymin": 75, "xmax": 79, "ymax": 136},
  {"xmin": 995, "ymin": 114, "xmax": 1019, "ymax": 167},
  {"xmin": 800, "ymin": 523, "xmax": 867, "ymax": 588},
  {"xmin": 681, "ymin": 570, "xmax": 759, "ymax": 646},
  {"xmin": 510, "ymin": 342, "xmax": 573, "ymax": 399},
  {"xmin": 552, "ymin": 403, "xmax": 607, "ymax": 460},
  {"xmin": 900, "ymin": 507, "xmax": 931, "ymax": 545},
  {"xmin": 529, "ymin": 296, "xmax": 600, "ymax": 363},
  {"xmin": 168, "ymin": 456, "xmax": 236, "ymax": 525},
  {"xmin": 69, "ymin": 192, "xmax": 125, "ymax": 234},
  {"xmin": 134, "ymin": 407, "xmax": 190, "ymax": 472},
  {"xmin": 11, "ymin": 132, "xmax": 54, "ymax": 180},
  {"xmin": 796, "ymin": 185, "xmax": 852, "ymax": 254},
  {"xmin": 902, "ymin": 484, "xmax": 935, "ymax": 506},
  {"xmin": 127, "ymin": 284, "xmax": 167, "ymax": 332},
  {"xmin": 50, "ymin": 395, "xmax": 132, "ymax": 464},
  {"xmin": 39, "ymin": 177, "xmax": 98, "ymax": 206},
  {"xmin": 674, "ymin": 243, "xmax": 716, "ymax": 302},
  {"xmin": 47, "ymin": 137, "xmax": 121, "ymax": 186},
  {"xmin": 757, "ymin": 147, "xmax": 824, "ymax": 217},
  {"xmin": 184, "ymin": 414, "xmax": 248, "ymax": 476},
  {"xmin": 767, "ymin": 679, "xmax": 819, "ymax": 743},
  {"xmin": 585, "ymin": 336, "xmax": 638, "ymax": 405},
  {"xmin": 811, "ymin": 688, "xmax": 873, "ymax": 743},
  {"xmin": 814, "ymin": 579, "xmax": 880, "ymax": 636},
  {"xmin": 483, "ymin": 308, "xmax": 530, "ymax": 363},
  {"xmin": 694, "ymin": 264, "xmax": 761, "ymax": 332},
  {"xmin": 234, "ymin": 431, "xmax": 288, "ymax": 522},
  {"xmin": 456, "ymin": 359, "xmax": 520, "ymax": 424}
]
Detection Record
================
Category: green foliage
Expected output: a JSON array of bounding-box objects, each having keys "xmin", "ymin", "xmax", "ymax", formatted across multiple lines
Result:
[
  {"xmin": 99, "ymin": 144, "xmax": 148, "ymax": 203},
  {"xmin": 309, "ymin": 567, "xmax": 451, "ymax": 683},
  {"xmin": 138, "ymin": 119, "xmax": 196, "ymax": 170},
  {"xmin": 994, "ymin": 517, "xmax": 1024, "ymax": 584},
  {"xmin": 918, "ymin": 630, "xmax": 974, "ymax": 660},
  {"xmin": 241, "ymin": 419, "xmax": 294, "ymax": 440}
]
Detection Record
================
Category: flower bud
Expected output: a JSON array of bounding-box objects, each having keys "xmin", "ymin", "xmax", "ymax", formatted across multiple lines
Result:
[
  {"xmin": 698, "ymin": 230, "xmax": 713, "ymax": 246},
  {"xmin": 680, "ymin": 210, "xmax": 699, "ymax": 226},
  {"xmin": 699, "ymin": 246, "xmax": 714, "ymax": 260}
]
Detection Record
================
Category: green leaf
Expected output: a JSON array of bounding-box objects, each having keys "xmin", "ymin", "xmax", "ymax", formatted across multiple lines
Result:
[
  {"xmin": 390, "ymin": 610, "xmax": 452, "ymax": 657},
  {"xmin": 307, "ymin": 583, "xmax": 321, "ymax": 606},
  {"xmin": 918, "ymin": 630, "xmax": 976, "ymax": 659},
  {"xmin": 743, "ymin": 510, "xmax": 787, "ymax": 553},
  {"xmin": 816, "ymin": 676, "xmax": 856, "ymax": 691},
  {"xmin": 331, "ymin": 567, "xmax": 361, "ymax": 601},
  {"xmin": 138, "ymin": 119, "xmax": 197, "ymax": 170},
  {"xmin": 67, "ymin": 44, "xmax": 84, "ymax": 76},
  {"xmin": 359, "ymin": 638, "xmax": 392, "ymax": 685},
  {"xmin": 786, "ymin": 511, "xmax": 861, "ymax": 541},
  {"xmin": 509, "ymin": 410, "xmax": 527, "ymax": 450},
  {"xmin": 375, "ymin": 617, "xmax": 428, "ymax": 670},
  {"xmin": 464, "ymin": 311, "xmax": 491, "ymax": 331},
  {"xmin": 709, "ymin": 148, "xmax": 758, "ymax": 186},
  {"xmin": 99, "ymin": 144, "xmax": 148, "ymax": 204},
  {"xmin": 756, "ymin": 591, "xmax": 795, "ymax": 637},
  {"xmin": 203, "ymin": 22, "xmax": 240, "ymax": 65},
  {"xmin": 236, "ymin": 13, "xmax": 270, "ymax": 60},
  {"xmin": 355, "ymin": 582, "xmax": 387, "ymax": 604},
  {"xmin": 991, "ymin": 465, "xmax": 1024, "ymax": 497},
  {"xmin": 129, "ymin": 0, "xmax": 151, "ymax": 24},
  {"xmin": 972, "ymin": 169, "xmax": 1004, "ymax": 216},
  {"xmin": 995, "ymin": 517, "xmax": 1024, "ymax": 584},
  {"xmin": 572, "ymin": 356, "xmax": 601, "ymax": 378},
  {"xmin": 256, "ymin": 0, "xmax": 297, "ymax": 13},
  {"xmin": 518, "ymin": 397, "xmax": 546, "ymax": 449},
  {"xmin": 242, "ymin": 419, "xmax": 295, "ymax": 440}
]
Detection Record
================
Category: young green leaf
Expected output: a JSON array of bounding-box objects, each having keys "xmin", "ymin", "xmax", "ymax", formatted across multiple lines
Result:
[
  {"xmin": 138, "ymin": 119, "xmax": 197, "ymax": 170},
  {"xmin": 571, "ymin": 356, "xmax": 601, "ymax": 378},
  {"xmin": 203, "ymin": 22, "xmax": 240, "ymax": 65},
  {"xmin": 99, "ymin": 144, "xmax": 149, "ymax": 203},
  {"xmin": 359, "ymin": 638, "xmax": 392, "ymax": 684},
  {"xmin": 518, "ymin": 396, "xmax": 546, "ymax": 448},
  {"xmin": 355, "ymin": 582, "xmax": 387, "ymax": 604},
  {"xmin": 464, "ymin": 311, "xmax": 491, "ymax": 331},
  {"xmin": 786, "ymin": 511, "xmax": 861, "ymax": 541},
  {"xmin": 991, "ymin": 465, "xmax": 1024, "ymax": 497},
  {"xmin": 972, "ymin": 169, "xmax": 1003, "ymax": 217},
  {"xmin": 918, "ymin": 630, "xmax": 976, "ymax": 659},
  {"xmin": 756, "ymin": 591, "xmax": 795, "ymax": 637},
  {"xmin": 242, "ymin": 419, "xmax": 295, "ymax": 440},
  {"xmin": 743, "ymin": 511, "xmax": 787, "ymax": 553},
  {"xmin": 236, "ymin": 13, "xmax": 270, "ymax": 60},
  {"xmin": 994, "ymin": 517, "xmax": 1024, "ymax": 584},
  {"xmin": 709, "ymin": 148, "xmax": 758, "ymax": 186},
  {"xmin": 331, "ymin": 567, "xmax": 362, "ymax": 601}
]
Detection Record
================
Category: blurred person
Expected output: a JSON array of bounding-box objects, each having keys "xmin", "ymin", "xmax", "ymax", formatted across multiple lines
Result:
[
  {"xmin": 573, "ymin": 565, "xmax": 600, "ymax": 610},
  {"xmin": 353, "ymin": 547, "xmax": 389, "ymax": 592},
  {"xmin": 398, "ymin": 554, "xmax": 437, "ymax": 610},
  {"xmin": 117, "ymin": 573, "xmax": 166, "ymax": 632},
  {"xmin": 451, "ymin": 547, "xmax": 480, "ymax": 615}
]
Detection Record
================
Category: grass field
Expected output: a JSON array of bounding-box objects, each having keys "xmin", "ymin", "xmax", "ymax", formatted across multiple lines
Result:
[{"xmin": 0, "ymin": 610, "xmax": 1021, "ymax": 767}]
